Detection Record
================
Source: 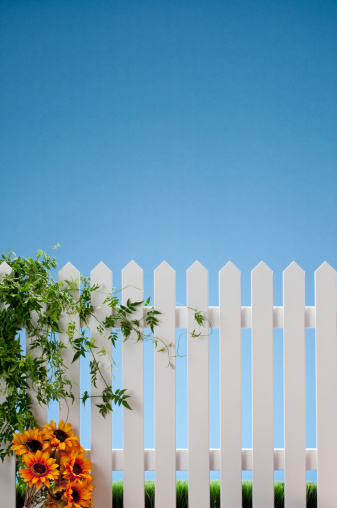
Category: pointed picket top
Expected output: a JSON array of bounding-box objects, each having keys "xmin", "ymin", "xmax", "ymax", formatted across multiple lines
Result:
[
  {"xmin": 186, "ymin": 261, "xmax": 208, "ymax": 317},
  {"xmin": 252, "ymin": 260, "xmax": 273, "ymax": 276},
  {"xmin": 154, "ymin": 260, "xmax": 175, "ymax": 276},
  {"xmin": 315, "ymin": 261, "xmax": 336, "ymax": 277},
  {"xmin": 283, "ymin": 261, "xmax": 305, "ymax": 282},
  {"xmin": 90, "ymin": 262, "xmax": 112, "ymax": 309},
  {"xmin": 58, "ymin": 262, "xmax": 80, "ymax": 296},
  {"xmin": 0, "ymin": 261, "xmax": 12, "ymax": 277},
  {"xmin": 122, "ymin": 259, "xmax": 143, "ymax": 274},
  {"xmin": 251, "ymin": 261, "xmax": 273, "ymax": 314},
  {"xmin": 315, "ymin": 262, "xmax": 336, "ymax": 306},
  {"xmin": 58, "ymin": 261, "xmax": 80, "ymax": 280},
  {"xmin": 187, "ymin": 260, "xmax": 208, "ymax": 276},
  {"xmin": 90, "ymin": 261, "xmax": 112, "ymax": 279},
  {"xmin": 122, "ymin": 261, "xmax": 143, "ymax": 305},
  {"xmin": 284, "ymin": 261, "xmax": 304, "ymax": 275},
  {"xmin": 219, "ymin": 261, "xmax": 240, "ymax": 277},
  {"xmin": 219, "ymin": 262, "xmax": 240, "ymax": 306},
  {"xmin": 154, "ymin": 261, "xmax": 175, "ymax": 318},
  {"xmin": 283, "ymin": 261, "xmax": 305, "ymax": 301}
]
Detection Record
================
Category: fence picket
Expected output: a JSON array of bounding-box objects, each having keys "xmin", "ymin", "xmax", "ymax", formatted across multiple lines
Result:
[
  {"xmin": 154, "ymin": 261, "xmax": 176, "ymax": 508},
  {"xmin": 26, "ymin": 306, "xmax": 49, "ymax": 427},
  {"xmin": 122, "ymin": 261, "xmax": 144, "ymax": 508},
  {"xmin": 219, "ymin": 262, "xmax": 241, "ymax": 508},
  {"xmin": 3, "ymin": 259, "xmax": 337, "ymax": 508},
  {"xmin": 315, "ymin": 262, "xmax": 337, "ymax": 507},
  {"xmin": 283, "ymin": 262, "xmax": 306, "ymax": 508},
  {"xmin": 90, "ymin": 262, "xmax": 113, "ymax": 508},
  {"xmin": 251, "ymin": 262, "xmax": 274, "ymax": 508},
  {"xmin": 0, "ymin": 261, "xmax": 16, "ymax": 507},
  {"xmin": 58, "ymin": 262, "xmax": 81, "ymax": 435},
  {"xmin": 187, "ymin": 261, "xmax": 209, "ymax": 508}
]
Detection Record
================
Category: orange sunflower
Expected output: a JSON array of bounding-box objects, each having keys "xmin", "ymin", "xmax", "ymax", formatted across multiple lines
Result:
[
  {"xmin": 61, "ymin": 450, "xmax": 92, "ymax": 481},
  {"xmin": 19, "ymin": 450, "xmax": 59, "ymax": 491},
  {"xmin": 44, "ymin": 499, "xmax": 63, "ymax": 508},
  {"xmin": 64, "ymin": 479, "xmax": 94, "ymax": 508},
  {"xmin": 71, "ymin": 442, "xmax": 86, "ymax": 454},
  {"xmin": 11, "ymin": 428, "xmax": 44, "ymax": 456},
  {"xmin": 42, "ymin": 420, "xmax": 79, "ymax": 452}
]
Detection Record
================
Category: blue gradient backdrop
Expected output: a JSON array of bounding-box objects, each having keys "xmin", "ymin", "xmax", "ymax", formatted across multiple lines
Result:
[{"xmin": 2, "ymin": 0, "xmax": 337, "ymax": 483}]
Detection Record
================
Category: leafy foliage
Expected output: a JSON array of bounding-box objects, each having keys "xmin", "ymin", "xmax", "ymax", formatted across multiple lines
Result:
[{"xmin": 0, "ymin": 248, "xmax": 207, "ymax": 462}]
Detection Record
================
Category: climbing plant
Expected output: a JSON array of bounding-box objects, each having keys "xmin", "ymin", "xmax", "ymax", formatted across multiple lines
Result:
[{"xmin": 0, "ymin": 247, "xmax": 206, "ymax": 461}]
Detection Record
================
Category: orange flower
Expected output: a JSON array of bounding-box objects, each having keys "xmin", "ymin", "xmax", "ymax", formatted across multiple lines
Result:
[
  {"xmin": 19, "ymin": 450, "xmax": 59, "ymax": 491},
  {"xmin": 64, "ymin": 479, "xmax": 94, "ymax": 508},
  {"xmin": 61, "ymin": 451, "xmax": 92, "ymax": 481},
  {"xmin": 44, "ymin": 499, "xmax": 62, "ymax": 508},
  {"xmin": 49, "ymin": 478, "xmax": 68, "ymax": 504},
  {"xmin": 11, "ymin": 428, "xmax": 44, "ymax": 456},
  {"xmin": 42, "ymin": 420, "xmax": 79, "ymax": 452},
  {"xmin": 71, "ymin": 442, "xmax": 86, "ymax": 454}
]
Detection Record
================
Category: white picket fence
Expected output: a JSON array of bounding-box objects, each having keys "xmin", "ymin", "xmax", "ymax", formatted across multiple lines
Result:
[{"xmin": 1, "ymin": 260, "xmax": 337, "ymax": 508}]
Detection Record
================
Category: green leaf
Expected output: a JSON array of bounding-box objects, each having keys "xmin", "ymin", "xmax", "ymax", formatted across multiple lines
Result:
[
  {"xmin": 71, "ymin": 351, "xmax": 81, "ymax": 363},
  {"xmin": 122, "ymin": 400, "xmax": 132, "ymax": 410},
  {"xmin": 0, "ymin": 246, "xmax": 183, "ymax": 459},
  {"xmin": 81, "ymin": 391, "xmax": 89, "ymax": 406}
]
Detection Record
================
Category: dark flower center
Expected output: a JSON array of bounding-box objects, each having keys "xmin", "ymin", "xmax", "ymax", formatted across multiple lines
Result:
[
  {"xmin": 26, "ymin": 439, "xmax": 42, "ymax": 453},
  {"xmin": 73, "ymin": 462, "xmax": 82, "ymax": 475},
  {"xmin": 54, "ymin": 429, "xmax": 68, "ymax": 442},
  {"xmin": 72, "ymin": 488, "xmax": 80, "ymax": 503},
  {"xmin": 31, "ymin": 462, "xmax": 47, "ymax": 477}
]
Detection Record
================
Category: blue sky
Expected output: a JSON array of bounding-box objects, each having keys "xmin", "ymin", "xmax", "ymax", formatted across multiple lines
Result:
[{"xmin": 1, "ymin": 0, "xmax": 337, "ymax": 483}]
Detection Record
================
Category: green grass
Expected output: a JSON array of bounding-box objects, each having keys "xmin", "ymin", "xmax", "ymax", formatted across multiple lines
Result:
[{"xmin": 16, "ymin": 480, "xmax": 318, "ymax": 507}]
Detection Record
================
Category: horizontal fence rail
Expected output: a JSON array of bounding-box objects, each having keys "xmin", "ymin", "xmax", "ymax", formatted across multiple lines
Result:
[
  {"xmin": 1, "ymin": 260, "xmax": 337, "ymax": 508},
  {"xmin": 83, "ymin": 448, "xmax": 318, "ymax": 471},
  {"xmin": 81, "ymin": 305, "xmax": 318, "ymax": 330}
]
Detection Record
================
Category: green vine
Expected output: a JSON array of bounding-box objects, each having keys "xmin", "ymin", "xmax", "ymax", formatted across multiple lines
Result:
[{"xmin": 0, "ymin": 247, "xmax": 206, "ymax": 462}]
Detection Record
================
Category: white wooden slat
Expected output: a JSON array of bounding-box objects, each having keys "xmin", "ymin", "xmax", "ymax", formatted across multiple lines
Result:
[
  {"xmin": 26, "ymin": 307, "xmax": 49, "ymax": 427},
  {"xmin": 88, "ymin": 447, "xmax": 318, "ymax": 471},
  {"xmin": 187, "ymin": 261, "xmax": 209, "ymax": 508},
  {"xmin": 154, "ymin": 261, "xmax": 176, "ymax": 508},
  {"xmin": 251, "ymin": 262, "xmax": 274, "ymax": 508},
  {"xmin": 283, "ymin": 262, "xmax": 306, "ymax": 508},
  {"xmin": 90, "ymin": 262, "xmax": 113, "ymax": 508},
  {"xmin": 122, "ymin": 261, "xmax": 144, "ymax": 508},
  {"xmin": 315, "ymin": 262, "xmax": 337, "ymax": 507},
  {"xmin": 0, "ymin": 261, "xmax": 16, "ymax": 507},
  {"xmin": 58, "ymin": 262, "xmax": 81, "ymax": 436},
  {"xmin": 219, "ymin": 262, "xmax": 241, "ymax": 508},
  {"xmin": 175, "ymin": 305, "xmax": 317, "ymax": 329}
]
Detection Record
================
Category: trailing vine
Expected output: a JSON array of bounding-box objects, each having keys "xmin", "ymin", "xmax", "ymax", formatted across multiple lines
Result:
[{"xmin": 0, "ymin": 247, "xmax": 206, "ymax": 462}]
